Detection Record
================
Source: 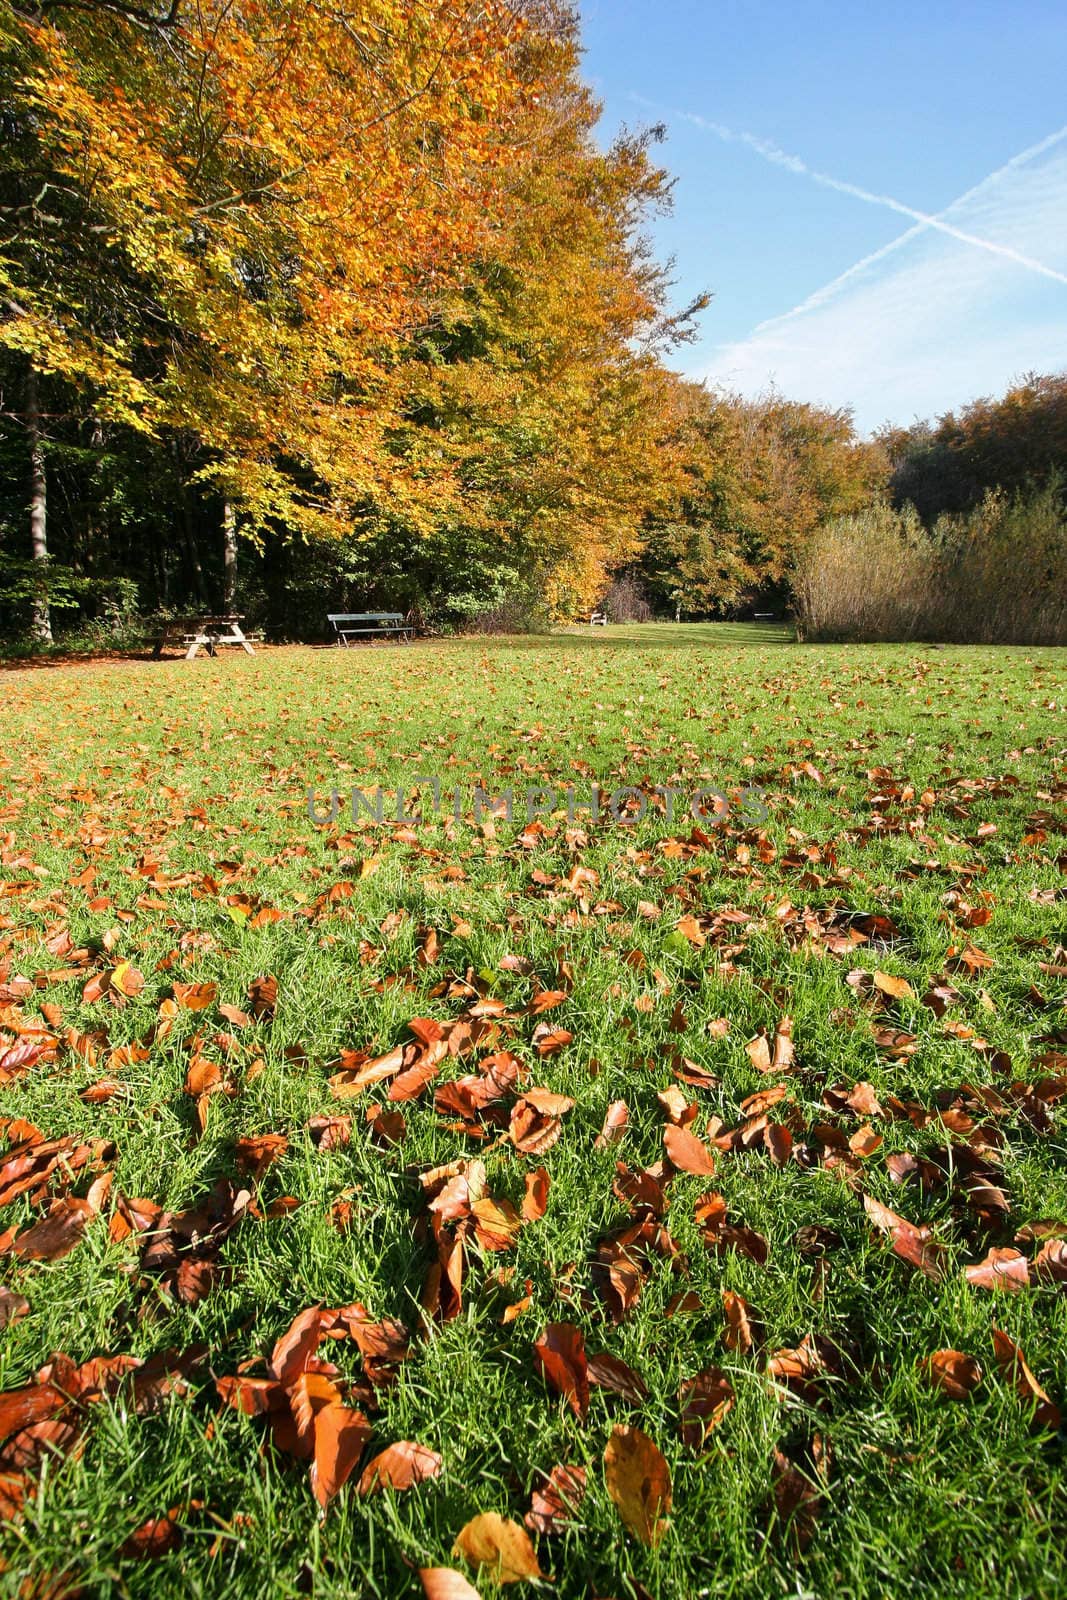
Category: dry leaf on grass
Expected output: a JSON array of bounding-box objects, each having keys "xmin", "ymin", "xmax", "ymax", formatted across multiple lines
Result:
[
  {"xmin": 419, "ymin": 1569, "xmax": 482, "ymax": 1600},
  {"xmin": 357, "ymin": 1440, "xmax": 442, "ymax": 1496},
  {"xmin": 452, "ymin": 1512, "xmax": 542, "ymax": 1582},
  {"xmin": 922, "ymin": 1350, "xmax": 982, "ymax": 1399},
  {"xmin": 603, "ymin": 1424, "xmax": 671, "ymax": 1546},
  {"xmin": 533, "ymin": 1322, "xmax": 589, "ymax": 1420}
]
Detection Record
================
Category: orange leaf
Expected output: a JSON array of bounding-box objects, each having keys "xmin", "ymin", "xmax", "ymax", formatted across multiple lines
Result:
[
  {"xmin": 451, "ymin": 1512, "xmax": 542, "ymax": 1582},
  {"xmin": 603, "ymin": 1424, "xmax": 671, "ymax": 1546},
  {"xmin": 173, "ymin": 981, "xmax": 218, "ymax": 1012},
  {"xmin": 309, "ymin": 1403, "xmax": 372, "ymax": 1507},
  {"xmin": 533, "ymin": 1322, "xmax": 589, "ymax": 1420},
  {"xmin": 663, "ymin": 1124, "xmax": 715, "ymax": 1176},
  {"xmin": 419, "ymin": 1569, "xmax": 482, "ymax": 1600},
  {"xmin": 922, "ymin": 1350, "xmax": 982, "ymax": 1399},
  {"xmin": 357, "ymin": 1440, "xmax": 442, "ymax": 1496}
]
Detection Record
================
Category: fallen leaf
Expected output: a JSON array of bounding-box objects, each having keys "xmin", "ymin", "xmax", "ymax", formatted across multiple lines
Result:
[
  {"xmin": 525, "ymin": 1463, "xmax": 586, "ymax": 1535},
  {"xmin": 863, "ymin": 1194, "xmax": 945, "ymax": 1280},
  {"xmin": 357, "ymin": 1440, "xmax": 442, "ymax": 1495},
  {"xmin": 419, "ymin": 1569, "xmax": 482, "ymax": 1600},
  {"xmin": 873, "ymin": 971, "xmax": 914, "ymax": 1001},
  {"xmin": 534, "ymin": 1322, "xmax": 589, "ymax": 1420},
  {"xmin": 309, "ymin": 1403, "xmax": 372, "ymax": 1507},
  {"xmin": 522, "ymin": 1168, "xmax": 550, "ymax": 1222},
  {"xmin": 663, "ymin": 1124, "xmax": 716, "ymax": 1176},
  {"xmin": 173, "ymin": 981, "xmax": 218, "ymax": 1012},
  {"xmin": 452, "ymin": 1512, "xmax": 543, "ymax": 1583},
  {"xmin": 923, "ymin": 1350, "xmax": 982, "ymax": 1399},
  {"xmin": 120, "ymin": 1513, "xmax": 182, "ymax": 1559},
  {"xmin": 679, "ymin": 1367, "xmax": 734, "ymax": 1449},
  {"xmin": 965, "ymin": 1247, "xmax": 1030, "ymax": 1292},
  {"xmin": 722, "ymin": 1289, "xmax": 759, "ymax": 1355},
  {"xmin": 991, "ymin": 1328, "xmax": 1060, "ymax": 1429},
  {"xmin": 603, "ymin": 1424, "xmax": 671, "ymax": 1546},
  {"xmin": 595, "ymin": 1100, "xmax": 629, "ymax": 1149}
]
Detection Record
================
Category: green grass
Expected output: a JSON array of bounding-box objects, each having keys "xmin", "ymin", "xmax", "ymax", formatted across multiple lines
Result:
[{"xmin": 0, "ymin": 622, "xmax": 1065, "ymax": 1599}]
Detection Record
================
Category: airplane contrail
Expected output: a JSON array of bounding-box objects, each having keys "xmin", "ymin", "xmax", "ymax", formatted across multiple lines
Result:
[
  {"xmin": 746, "ymin": 122, "xmax": 1067, "ymax": 333},
  {"xmin": 631, "ymin": 95, "xmax": 1067, "ymax": 290}
]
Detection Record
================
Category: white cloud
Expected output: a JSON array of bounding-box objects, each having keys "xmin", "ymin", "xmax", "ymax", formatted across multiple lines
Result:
[{"xmin": 691, "ymin": 129, "xmax": 1067, "ymax": 431}]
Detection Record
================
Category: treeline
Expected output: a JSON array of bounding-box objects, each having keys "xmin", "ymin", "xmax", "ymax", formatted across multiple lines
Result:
[
  {"xmin": 793, "ymin": 373, "xmax": 1067, "ymax": 644},
  {"xmin": 1, "ymin": 0, "xmax": 1064, "ymax": 647},
  {"xmin": 0, "ymin": 0, "xmax": 883, "ymax": 644}
]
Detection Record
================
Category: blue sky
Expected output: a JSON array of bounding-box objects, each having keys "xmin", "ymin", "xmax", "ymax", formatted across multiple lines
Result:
[{"xmin": 580, "ymin": 0, "xmax": 1067, "ymax": 432}]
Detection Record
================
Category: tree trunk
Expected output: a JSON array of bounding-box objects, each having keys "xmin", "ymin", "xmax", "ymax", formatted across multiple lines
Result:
[
  {"xmin": 26, "ymin": 363, "xmax": 52, "ymax": 644},
  {"xmin": 222, "ymin": 498, "xmax": 237, "ymax": 609}
]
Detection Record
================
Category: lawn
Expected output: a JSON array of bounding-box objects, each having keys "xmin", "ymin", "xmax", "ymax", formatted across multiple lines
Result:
[{"xmin": 0, "ymin": 622, "xmax": 1064, "ymax": 1600}]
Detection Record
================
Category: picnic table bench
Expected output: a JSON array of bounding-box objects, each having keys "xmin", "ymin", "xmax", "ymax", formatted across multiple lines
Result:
[
  {"xmin": 152, "ymin": 614, "xmax": 255, "ymax": 660},
  {"xmin": 327, "ymin": 611, "xmax": 414, "ymax": 645}
]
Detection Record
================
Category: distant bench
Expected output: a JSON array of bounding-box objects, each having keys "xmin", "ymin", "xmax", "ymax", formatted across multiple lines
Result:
[
  {"xmin": 327, "ymin": 611, "xmax": 414, "ymax": 646},
  {"xmin": 585, "ymin": 611, "xmax": 608, "ymax": 626}
]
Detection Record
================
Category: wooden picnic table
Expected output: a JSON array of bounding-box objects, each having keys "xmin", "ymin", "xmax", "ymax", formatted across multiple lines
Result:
[{"xmin": 152, "ymin": 614, "xmax": 255, "ymax": 660}]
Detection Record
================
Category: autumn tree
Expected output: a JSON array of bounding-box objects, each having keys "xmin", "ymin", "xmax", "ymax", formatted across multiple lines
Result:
[
  {"xmin": 881, "ymin": 371, "xmax": 1067, "ymax": 523},
  {"xmin": 359, "ymin": 9, "xmax": 704, "ymax": 619},
  {"xmin": 1, "ymin": 0, "xmax": 536, "ymax": 600},
  {"xmin": 636, "ymin": 385, "xmax": 886, "ymax": 616}
]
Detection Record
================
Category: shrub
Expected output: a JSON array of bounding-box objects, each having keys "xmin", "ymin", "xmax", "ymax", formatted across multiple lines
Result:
[
  {"xmin": 601, "ymin": 574, "xmax": 652, "ymax": 623},
  {"xmin": 795, "ymin": 485, "xmax": 1067, "ymax": 644}
]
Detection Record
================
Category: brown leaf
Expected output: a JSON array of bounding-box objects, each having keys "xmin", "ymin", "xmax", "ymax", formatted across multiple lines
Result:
[
  {"xmin": 525, "ymin": 1463, "xmax": 587, "ymax": 1535},
  {"xmin": 419, "ymin": 1570, "xmax": 482, "ymax": 1600},
  {"xmin": 357, "ymin": 1440, "xmax": 442, "ymax": 1496},
  {"xmin": 452, "ymin": 1513, "xmax": 543, "ymax": 1583},
  {"xmin": 0, "ymin": 1380, "xmax": 71, "ymax": 1445},
  {"xmin": 309, "ymin": 1403, "xmax": 372, "ymax": 1507},
  {"xmin": 586, "ymin": 1351, "xmax": 648, "ymax": 1404},
  {"xmin": 532, "ymin": 1026, "xmax": 572, "ymax": 1058},
  {"xmin": 0, "ymin": 1288, "xmax": 29, "ymax": 1329},
  {"xmin": 965, "ymin": 1247, "xmax": 1030, "ymax": 1292},
  {"xmin": 5, "ymin": 1198, "xmax": 91, "ymax": 1262},
  {"xmin": 764, "ymin": 1124, "xmax": 793, "ymax": 1166},
  {"xmin": 248, "ymin": 974, "xmax": 278, "ymax": 1018},
  {"xmin": 522, "ymin": 1168, "xmax": 550, "ymax": 1222},
  {"xmin": 533, "ymin": 1323, "xmax": 589, "ymax": 1420},
  {"xmin": 991, "ymin": 1328, "xmax": 1061, "ymax": 1429},
  {"xmin": 0, "ymin": 1471, "xmax": 28, "ymax": 1522},
  {"xmin": 595, "ymin": 1100, "xmax": 629, "ymax": 1149},
  {"xmin": 270, "ymin": 1307, "xmax": 325, "ymax": 1387},
  {"xmin": 923, "ymin": 1350, "xmax": 983, "ymax": 1399},
  {"xmin": 873, "ymin": 971, "xmax": 914, "ymax": 1001},
  {"xmin": 529, "ymin": 989, "xmax": 567, "ymax": 1014},
  {"xmin": 663, "ymin": 1124, "xmax": 716, "ymax": 1176},
  {"xmin": 308, "ymin": 1115, "xmax": 352, "ymax": 1151},
  {"xmin": 216, "ymin": 1375, "xmax": 288, "ymax": 1417},
  {"xmin": 172, "ymin": 981, "xmax": 218, "ymax": 1012},
  {"xmin": 863, "ymin": 1194, "xmax": 945, "ymax": 1280},
  {"xmin": 1034, "ymin": 1239, "xmax": 1067, "ymax": 1283},
  {"xmin": 509, "ymin": 1098, "xmax": 565, "ymax": 1155},
  {"xmin": 679, "ymin": 1367, "xmax": 735, "ymax": 1449},
  {"xmin": 771, "ymin": 1438, "xmax": 827, "ymax": 1552},
  {"xmin": 471, "ymin": 1196, "xmax": 522, "ymax": 1252},
  {"xmin": 120, "ymin": 1513, "xmax": 182, "ymax": 1560},
  {"xmin": 722, "ymin": 1289, "xmax": 759, "ymax": 1355},
  {"xmin": 603, "ymin": 1424, "xmax": 671, "ymax": 1546},
  {"xmin": 235, "ymin": 1133, "xmax": 288, "ymax": 1181}
]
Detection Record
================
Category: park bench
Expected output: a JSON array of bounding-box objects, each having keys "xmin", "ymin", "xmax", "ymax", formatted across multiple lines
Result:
[
  {"xmin": 586, "ymin": 610, "xmax": 608, "ymax": 626},
  {"xmin": 152, "ymin": 614, "xmax": 256, "ymax": 660},
  {"xmin": 327, "ymin": 611, "xmax": 414, "ymax": 645}
]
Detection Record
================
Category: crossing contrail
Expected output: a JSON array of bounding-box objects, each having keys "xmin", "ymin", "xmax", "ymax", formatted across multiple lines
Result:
[
  {"xmin": 632, "ymin": 96, "xmax": 1067, "ymax": 290},
  {"xmin": 745, "ymin": 121, "xmax": 1067, "ymax": 332}
]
